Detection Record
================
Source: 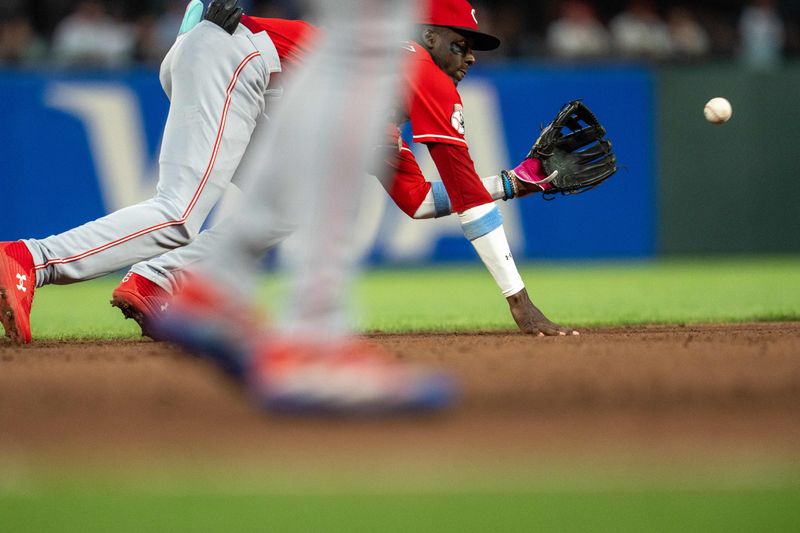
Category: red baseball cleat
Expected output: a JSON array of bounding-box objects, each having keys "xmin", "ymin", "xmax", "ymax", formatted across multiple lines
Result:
[
  {"xmin": 249, "ymin": 338, "xmax": 457, "ymax": 416},
  {"xmin": 111, "ymin": 272, "xmax": 172, "ymax": 339},
  {"xmin": 0, "ymin": 241, "xmax": 36, "ymax": 344}
]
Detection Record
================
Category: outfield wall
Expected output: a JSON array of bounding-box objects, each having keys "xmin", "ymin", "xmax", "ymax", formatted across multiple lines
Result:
[
  {"xmin": 657, "ymin": 64, "xmax": 800, "ymax": 255},
  {"xmin": 0, "ymin": 63, "xmax": 796, "ymax": 263}
]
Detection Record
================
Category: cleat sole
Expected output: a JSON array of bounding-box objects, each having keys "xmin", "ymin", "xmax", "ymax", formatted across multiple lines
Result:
[
  {"xmin": 110, "ymin": 297, "xmax": 152, "ymax": 338},
  {"xmin": 0, "ymin": 287, "xmax": 21, "ymax": 343}
]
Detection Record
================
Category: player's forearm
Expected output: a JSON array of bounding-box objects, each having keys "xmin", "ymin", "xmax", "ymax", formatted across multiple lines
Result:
[
  {"xmin": 410, "ymin": 175, "xmax": 513, "ymax": 219},
  {"xmin": 405, "ymin": 146, "xmax": 545, "ymax": 219},
  {"xmin": 386, "ymin": 143, "xmax": 527, "ymax": 220},
  {"xmin": 460, "ymin": 204, "xmax": 575, "ymax": 336}
]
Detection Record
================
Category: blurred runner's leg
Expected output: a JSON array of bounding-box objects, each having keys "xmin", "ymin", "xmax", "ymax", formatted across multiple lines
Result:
[
  {"xmin": 209, "ymin": 0, "xmax": 414, "ymax": 340},
  {"xmin": 157, "ymin": 0, "xmax": 455, "ymax": 413}
]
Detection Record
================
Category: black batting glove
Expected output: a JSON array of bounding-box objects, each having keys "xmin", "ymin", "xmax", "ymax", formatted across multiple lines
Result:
[{"xmin": 205, "ymin": 0, "xmax": 243, "ymax": 35}]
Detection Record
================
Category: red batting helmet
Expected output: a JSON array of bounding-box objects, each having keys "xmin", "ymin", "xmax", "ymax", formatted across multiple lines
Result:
[{"xmin": 421, "ymin": 0, "xmax": 501, "ymax": 51}]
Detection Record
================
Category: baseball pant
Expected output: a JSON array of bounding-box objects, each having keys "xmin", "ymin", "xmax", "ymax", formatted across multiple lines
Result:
[{"xmin": 25, "ymin": 21, "xmax": 279, "ymax": 287}]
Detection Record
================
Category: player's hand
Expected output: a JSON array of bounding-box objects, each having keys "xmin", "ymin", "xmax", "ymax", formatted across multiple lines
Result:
[
  {"xmin": 504, "ymin": 159, "xmax": 550, "ymax": 198},
  {"xmin": 506, "ymin": 288, "xmax": 578, "ymax": 336},
  {"xmin": 205, "ymin": 0, "xmax": 243, "ymax": 35},
  {"xmin": 499, "ymin": 158, "xmax": 553, "ymax": 200}
]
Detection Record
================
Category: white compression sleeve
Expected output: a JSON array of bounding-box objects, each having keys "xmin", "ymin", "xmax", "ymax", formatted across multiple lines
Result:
[{"xmin": 459, "ymin": 204, "xmax": 525, "ymax": 297}]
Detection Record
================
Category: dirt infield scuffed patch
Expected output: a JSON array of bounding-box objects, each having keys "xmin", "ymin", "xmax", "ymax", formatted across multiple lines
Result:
[{"xmin": 1, "ymin": 323, "xmax": 799, "ymax": 470}]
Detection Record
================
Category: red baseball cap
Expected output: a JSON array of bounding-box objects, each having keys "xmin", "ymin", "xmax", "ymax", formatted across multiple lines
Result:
[{"xmin": 420, "ymin": 0, "xmax": 501, "ymax": 51}]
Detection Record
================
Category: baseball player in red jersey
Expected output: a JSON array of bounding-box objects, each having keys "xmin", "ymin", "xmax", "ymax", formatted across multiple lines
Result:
[{"xmin": 376, "ymin": 3, "xmax": 577, "ymax": 336}]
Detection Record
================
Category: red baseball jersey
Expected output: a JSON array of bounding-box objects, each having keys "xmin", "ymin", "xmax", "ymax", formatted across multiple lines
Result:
[
  {"xmin": 392, "ymin": 43, "xmax": 491, "ymax": 212},
  {"xmin": 401, "ymin": 43, "xmax": 469, "ymax": 149}
]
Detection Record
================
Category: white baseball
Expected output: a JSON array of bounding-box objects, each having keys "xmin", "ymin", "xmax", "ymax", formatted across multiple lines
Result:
[{"xmin": 704, "ymin": 97, "xmax": 732, "ymax": 124}]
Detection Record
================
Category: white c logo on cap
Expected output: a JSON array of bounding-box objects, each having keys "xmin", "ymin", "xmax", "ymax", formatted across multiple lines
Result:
[{"xmin": 471, "ymin": 9, "xmax": 478, "ymax": 24}]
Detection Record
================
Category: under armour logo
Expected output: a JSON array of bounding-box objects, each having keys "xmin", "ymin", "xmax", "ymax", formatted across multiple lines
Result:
[
  {"xmin": 471, "ymin": 9, "xmax": 478, "ymax": 24},
  {"xmin": 160, "ymin": 302, "xmax": 170, "ymax": 313},
  {"xmin": 16, "ymin": 274, "xmax": 27, "ymax": 292}
]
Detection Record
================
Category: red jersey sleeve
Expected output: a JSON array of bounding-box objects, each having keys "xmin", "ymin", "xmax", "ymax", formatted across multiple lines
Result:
[
  {"xmin": 428, "ymin": 143, "xmax": 492, "ymax": 212},
  {"xmin": 404, "ymin": 45, "xmax": 469, "ymax": 148},
  {"xmin": 380, "ymin": 142, "xmax": 492, "ymax": 216},
  {"xmin": 381, "ymin": 143, "xmax": 432, "ymax": 218}
]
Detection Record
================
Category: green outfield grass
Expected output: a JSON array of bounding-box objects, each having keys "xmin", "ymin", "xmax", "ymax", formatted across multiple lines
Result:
[
  {"xmin": 28, "ymin": 256, "xmax": 800, "ymax": 339},
  {"xmin": 2, "ymin": 485, "xmax": 799, "ymax": 533},
  {"xmin": 2, "ymin": 461, "xmax": 799, "ymax": 532}
]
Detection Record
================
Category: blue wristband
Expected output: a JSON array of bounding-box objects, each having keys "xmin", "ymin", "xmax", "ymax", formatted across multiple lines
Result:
[
  {"xmin": 500, "ymin": 170, "xmax": 514, "ymax": 201},
  {"xmin": 431, "ymin": 181, "xmax": 452, "ymax": 218}
]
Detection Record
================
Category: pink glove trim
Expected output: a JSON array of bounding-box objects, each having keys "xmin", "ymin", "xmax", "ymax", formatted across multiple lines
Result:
[{"xmin": 513, "ymin": 158, "xmax": 553, "ymax": 191}]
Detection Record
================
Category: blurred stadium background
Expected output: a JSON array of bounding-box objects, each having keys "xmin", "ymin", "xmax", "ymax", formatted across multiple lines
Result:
[{"xmin": 1, "ymin": 0, "xmax": 799, "ymax": 261}]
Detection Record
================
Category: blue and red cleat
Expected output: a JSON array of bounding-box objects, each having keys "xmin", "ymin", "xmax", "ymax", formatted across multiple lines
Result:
[
  {"xmin": 152, "ymin": 275, "xmax": 456, "ymax": 415},
  {"xmin": 248, "ymin": 337, "xmax": 457, "ymax": 416}
]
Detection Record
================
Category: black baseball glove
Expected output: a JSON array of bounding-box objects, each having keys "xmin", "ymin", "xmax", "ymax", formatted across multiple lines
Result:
[
  {"xmin": 526, "ymin": 100, "xmax": 617, "ymax": 197},
  {"xmin": 205, "ymin": 0, "xmax": 243, "ymax": 35}
]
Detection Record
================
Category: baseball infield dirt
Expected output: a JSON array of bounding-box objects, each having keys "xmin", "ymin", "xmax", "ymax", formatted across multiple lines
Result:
[{"xmin": 1, "ymin": 323, "xmax": 799, "ymax": 474}]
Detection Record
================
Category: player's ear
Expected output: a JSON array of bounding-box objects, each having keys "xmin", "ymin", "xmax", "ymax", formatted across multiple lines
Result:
[{"xmin": 421, "ymin": 26, "xmax": 438, "ymax": 50}]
